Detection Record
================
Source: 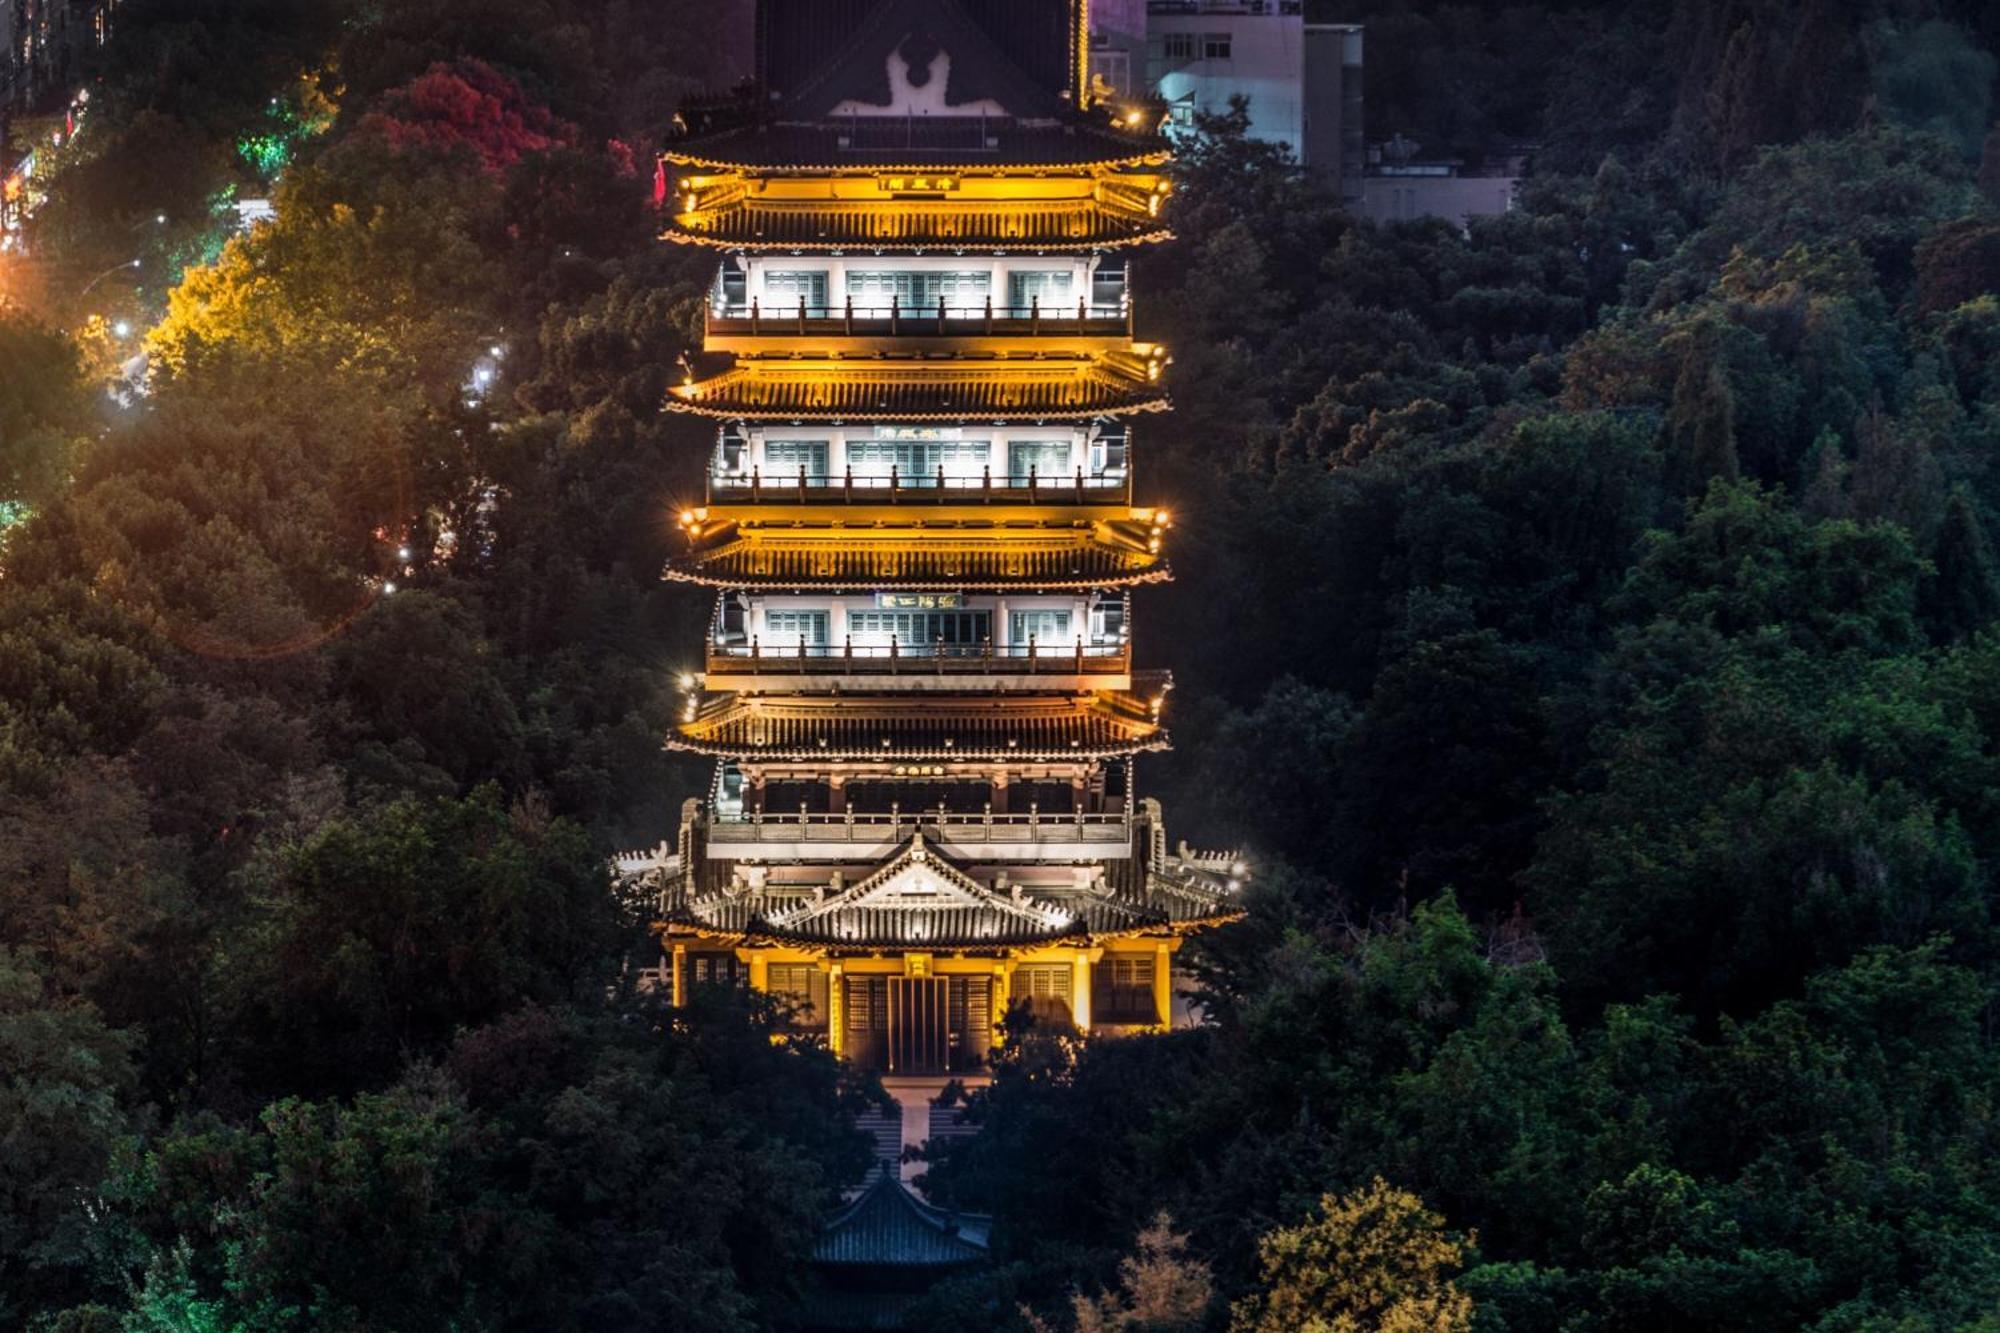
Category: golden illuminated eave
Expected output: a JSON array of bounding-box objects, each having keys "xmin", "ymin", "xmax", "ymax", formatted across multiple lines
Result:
[
  {"xmin": 661, "ymin": 163, "xmax": 1175, "ymax": 251},
  {"xmin": 664, "ymin": 513, "xmax": 1170, "ymax": 589},
  {"xmin": 672, "ymin": 689, "xmax": 1169, "ymax": 760},
  {"xmin": 667, "ymin": 351, "xmax": 1169, "ymax": 421}
]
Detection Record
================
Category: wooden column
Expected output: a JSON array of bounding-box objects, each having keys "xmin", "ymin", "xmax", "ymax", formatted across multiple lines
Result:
[
  {"xmin": 828, "ymin": 774, "xmax": 847, "ymax": 814},
  {"xmin": 1153, "ymin": 943, "xmax": 1173, "ymax": 1029},
  {"xmin": 827, "ymin": 961, "xmax": 845, "ymax": 1058},
  {"xmin": 991, "ymin": 770, "xmax": 1010, "ymax": 814},
  {"xmin": 1072, "ymin": 952, "xmax": 1093, "ymax": 1031},
  {"xmin": 671, "ymin": 944, "xmax": 687, "ymax": 1007},
  {"xmin": 747, "ymin": 952, "xmax": 768, "ymax": 994},
  {"xmin": 991, "ymin": 962, "xmax": 1011, "ymax": 1048}
]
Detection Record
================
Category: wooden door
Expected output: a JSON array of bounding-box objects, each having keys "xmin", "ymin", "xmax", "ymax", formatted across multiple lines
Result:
[{"xmin": 887, "ymin": 977, "xmax": 949, "ymax": 1074}]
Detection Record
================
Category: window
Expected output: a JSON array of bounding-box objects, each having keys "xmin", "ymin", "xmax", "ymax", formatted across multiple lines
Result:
[
  {"xmin": 1092, "ymin": 955, "xmax": 1159, "ymax": 1024},
  {"xmin": 1006, "ymin": 269, "xmax": 1074, "ymax": 312},
  {"xmin": 846, "ymin": 976, "xmax": 888, "ymax": 1031},
  {"xmin": 1009, "ymin": 609, "xmax": 1073, "ymax": 646},
  {"xmin": 763, "ymin": 610, "xmax": 828, "ymax": 647},
  {"xmin": 1091, "ymin": 597, "xmax": 1126, "ymax": 642},
  {"xmin": 847, "ymin": 610, "xmax": 992, "ymax": 648},
  {"xmin": 846, "ymin": 269, "xmax": 991, "ymax": 312},
  {"xmin": 846, "ymin": 437, "xmax": 990, "ymax": 480},
  {"xmin": 1012, "ymin": 965, "xmax": 1074, "ymax": 1026},
  {"xmin": 1089, "ymin": 48, "xmax": 1132, "ymax": 97},
  {"xmin": 1008, "ymin": 439, "xmax": 1073, "ymax": 481},
  {"xmin": 763, "ymin": 439, "xmax": 828, "ymax": 481},
  {"xmin": 1203, "ymin": 32, "xmax": 1232, "ymax": 59},
  {"xmin": 1163, "ymin": 31, "xmax": 1194, "ymax": 60},
  {"xmin": 768, "ymin": 964, "xmax": 828, "ymax": 1027},
  {"xmin": 762, "ymin": 269, "xmax": 829, "ymax": 314},
  {"xmin": 688, "ymin": 952, "xmax": 746, "ymax": 988},
  {"xmin": 1090, "ymin": 425, "xmax": 1128, "ymax": 477}
]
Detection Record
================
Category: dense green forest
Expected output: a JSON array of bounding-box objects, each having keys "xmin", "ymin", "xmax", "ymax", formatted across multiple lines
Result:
[{"xmin": 6, "ymin": 0, "xmax": 2000, "ymax": 1328}]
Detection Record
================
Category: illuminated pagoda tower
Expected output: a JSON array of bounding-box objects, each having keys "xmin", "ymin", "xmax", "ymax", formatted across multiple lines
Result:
[{"xmin": 635, "ymin": 0, "xmax": 1242, "ymax": 1202}]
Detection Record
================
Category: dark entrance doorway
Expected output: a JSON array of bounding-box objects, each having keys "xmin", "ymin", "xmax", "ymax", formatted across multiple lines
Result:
[{"xmin": 844, "ymin": 976, "xmax": 991, "ymax": 1074}]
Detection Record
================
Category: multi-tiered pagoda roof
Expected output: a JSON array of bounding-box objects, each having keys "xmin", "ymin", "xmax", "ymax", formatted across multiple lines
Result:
[{"xmin": 643, "ymin": 0, "xmax": 1240, "ymax": 1318}]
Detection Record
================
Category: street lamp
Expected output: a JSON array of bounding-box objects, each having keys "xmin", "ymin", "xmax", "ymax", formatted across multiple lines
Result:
[{"xmin": 77, "ymin": 257, "xmax": 140, "ymax": 301}]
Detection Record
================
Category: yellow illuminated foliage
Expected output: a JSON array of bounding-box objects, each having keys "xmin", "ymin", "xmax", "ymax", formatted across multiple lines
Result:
[{"xmin": 1231, "ymin": 1179, "xmax": 1475, "ymax": 1333}]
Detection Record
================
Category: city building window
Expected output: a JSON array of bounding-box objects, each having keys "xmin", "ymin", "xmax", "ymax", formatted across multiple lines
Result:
[
  {"xmin": 1203, "ymin": 33, "xmax": 1232, "ymax": 59},
  {"xmin": 1163, "ymin": 31, "xmax": 1195, "ymax": 60}
]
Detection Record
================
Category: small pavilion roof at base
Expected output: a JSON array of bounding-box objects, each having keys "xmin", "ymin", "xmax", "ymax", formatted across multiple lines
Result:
[{"xmin": 815, "ymin": 1172, "xmax": 992, "ymax": 1269}]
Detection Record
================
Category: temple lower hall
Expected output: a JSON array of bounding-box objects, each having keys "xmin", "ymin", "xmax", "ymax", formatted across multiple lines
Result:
[{"xmin": 616, "ymin": 0, "xmax": 1244, "ymax": 1322}]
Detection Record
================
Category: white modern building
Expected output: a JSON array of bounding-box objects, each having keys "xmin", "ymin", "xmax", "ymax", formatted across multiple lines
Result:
[{"xmin": 1141, "ymin": 1, "xmax": 1361, "ymax": 200}]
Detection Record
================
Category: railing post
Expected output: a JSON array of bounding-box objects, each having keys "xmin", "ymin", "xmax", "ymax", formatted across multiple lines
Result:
[
  {"xmin": 751, "ymin": 634, "xmax": 761, "ymax": 664},
  {"xmin": 844, "ymin": 295, "xmax": 854, "ymax": 334},
  {"xmin": 982, "ymin": 635, "xmax": 993, "ymax": 669},
  {"xmin": 934, "ymin": 635, "xmax": 944, "ymax": 675},
  {"xmin": 1076, "ymin": 295, "xmax": 1085, "ymax": 330},
  {"xmin": 982, "ymin": 464, "xmax": 992, "ymax": 501},
  {"xmin": 799, "ymin": 465, "xmax": 808, "ymax": 502},
  {"xmin": 1030, "ymin": 293, "xmax": 1040, "ymax": 334},
  {"xmin": 937, "ymin": 295, "xmax": 946, "ymax": 333},
  {"xmin": 890, "ymin": 293, "xmax": 899, "ymax": 335},
  {"xmin": 1029, "ymin": 800, "xmax": 1039, "ymax": 828},
  {"xmin": 844, "ymin": 466, "xmax": 853, "ymax": 500},
  {"xmin": 984, "ymin": 294, "xmax": 993, "ymax": 335},
  {"xmin": 1028, "ymin": 464, "xmax": 1038, "ymax": 498},
  {"xmin": 751, "ymin": 466, "xmax": 761, "ymax": 501},
  {"xmin": 844, "ymin": 635, "xmax": 853, "ymax": 667},
  {"xmin": 1028, "ymin": 634, "xmax": 1037, "ymax": 665},
  {"xmin": 1075, "ymin": 637, "xmax": 1084, "ymax": 672},
  {"xmin": 935, "ymin": 464, "xmax": 945, "ymax": 492},
  {"xmin": 1075, "ymin": 465, "xmax": 1084, "ymax": 503},
  {"xmin": 750, "ymin": 296, "xmax": 760, "ymax": 335},
  {"xmin": 890, "ymin": 464, "xmax": 899, "ymax": 501}
]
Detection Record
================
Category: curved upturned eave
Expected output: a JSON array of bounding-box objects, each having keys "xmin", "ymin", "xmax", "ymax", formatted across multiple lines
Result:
[
  {"xmin": 664, "ymin": 732, "xmax": 1171, "ymax": 761},
  {"xmin": 659, "ymin": 226, "xmax": 1176, "ymax": 253},
  {"xmin": 654, "ymin": 910, "xmax": 1243, "ymax": 954},
  {"xmin": 659, "ymin": 559, "xmax": 1171, "ymax": 591}
]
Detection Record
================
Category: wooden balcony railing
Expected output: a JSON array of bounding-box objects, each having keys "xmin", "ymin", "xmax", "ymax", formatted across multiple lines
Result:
[
  {"xmin": 705, "ymin": 637, "xmax": 1130, "ymax": 677},
  {"xmin": 706, "ymin": 295, "xmax": 1131, "ymax": 341},
  {"xmin": 707, "ymin": 466, "xmax": 1131, "ymax": 505},
  {"xmin": 706, "ymin": 807, "xmax": 1132, "ymax": 847}
]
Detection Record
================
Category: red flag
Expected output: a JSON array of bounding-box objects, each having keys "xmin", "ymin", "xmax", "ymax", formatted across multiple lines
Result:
[{"xmin": 652, "ymin": 159, "xmax": 668, "ymax": 210}]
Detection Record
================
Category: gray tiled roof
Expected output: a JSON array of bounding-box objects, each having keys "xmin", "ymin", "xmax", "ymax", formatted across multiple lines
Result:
[{"xmin": 815, "ymin": 1174, "xmax": 991, "ymax": 1267}]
